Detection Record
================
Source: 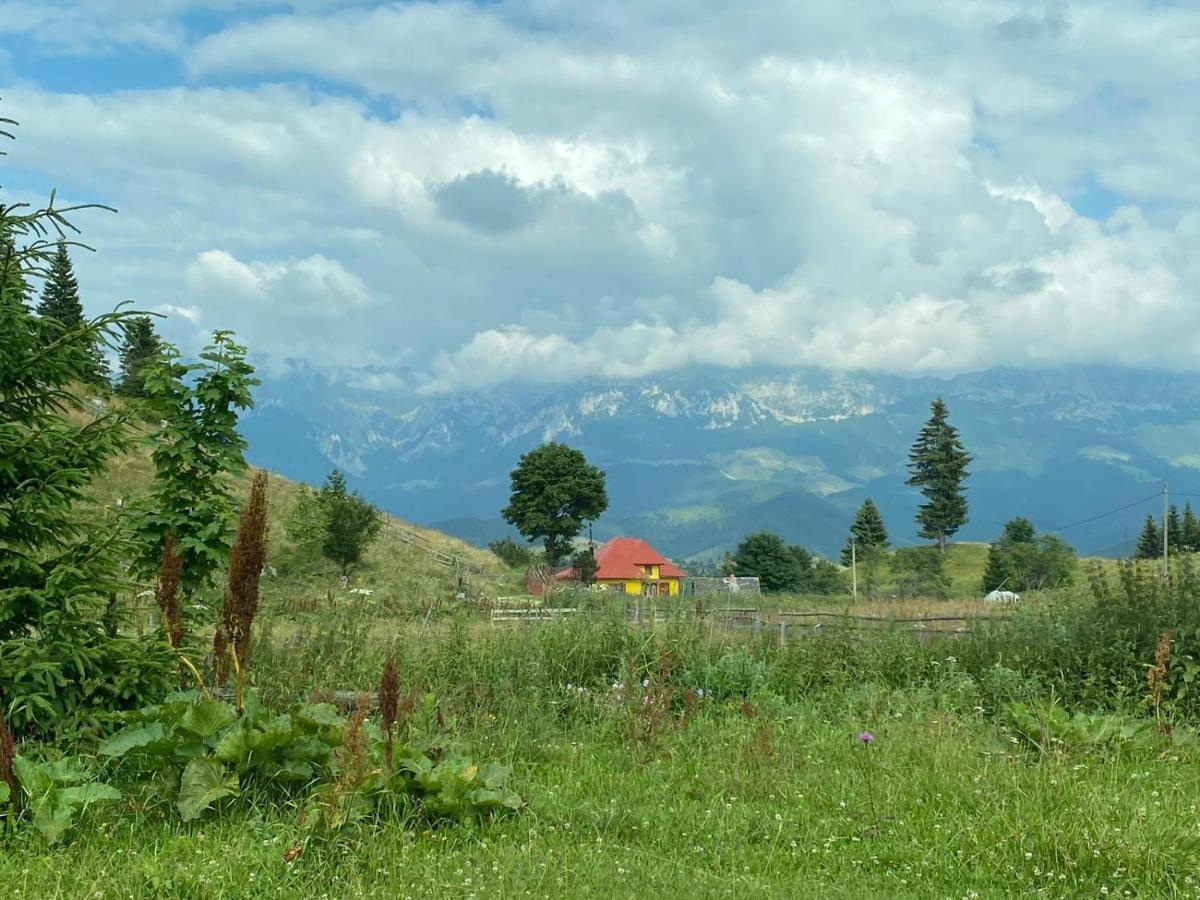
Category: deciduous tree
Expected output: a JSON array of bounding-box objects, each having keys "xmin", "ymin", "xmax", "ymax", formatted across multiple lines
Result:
[{"xmin": 502, "ymin": 442, "xmax": 608, "ymax": 566}]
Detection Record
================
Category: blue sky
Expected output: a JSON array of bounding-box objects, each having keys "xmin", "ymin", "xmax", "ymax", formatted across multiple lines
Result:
[{"xmin": 2, "ymin": 1, "xmax": 1198, "ymax": 392}]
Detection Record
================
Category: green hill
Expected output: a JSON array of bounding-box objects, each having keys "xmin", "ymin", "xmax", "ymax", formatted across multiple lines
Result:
[{"xmin": 76, "ymin": 396, "xmax": 508, "ymax": 615}]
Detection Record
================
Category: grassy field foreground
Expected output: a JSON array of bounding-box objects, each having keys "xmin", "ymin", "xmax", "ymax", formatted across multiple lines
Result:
[{"xmin": 3, "ymin": 685, "xmax": 1197, "ymax": 898}]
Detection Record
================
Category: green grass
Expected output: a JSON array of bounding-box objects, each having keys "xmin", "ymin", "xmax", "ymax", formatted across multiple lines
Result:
[{"xmin": 4, "ymin": 684, "xmax": 1199, "ymax": 898}]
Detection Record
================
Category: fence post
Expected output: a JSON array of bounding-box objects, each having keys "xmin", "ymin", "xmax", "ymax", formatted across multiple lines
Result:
[{"xmin": 778, "ymin": 621, "xmax": 786, "ymax": 646}]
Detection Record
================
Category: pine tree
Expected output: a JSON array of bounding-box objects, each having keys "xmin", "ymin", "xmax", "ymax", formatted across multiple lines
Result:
[
  {"xmin": 115, "ymin": 315, "xmax": 161, "ymax": 398},
  {"xmin": 1183, "ymin": 502, "xmax": 1200, "ymax": 553},
  {"xmin": 840, "ymin": 498, "xmax": 889, "ymax": 565},
  {"xmin": 0, "ymin": 226, "xmax": 31, "ymax": 306},
  {"xmin": 35, "ymin": 242, "xmax": 108, "ymax": 385},
  {"xmin": 36, "ymin": 243, "xmax": 84, "ymax": 328},
  {"xmin": 905, "ymin": 398, "xmax": 972, "ymax": 551},
  {"xmin": 1167, "ymin": 504, "xmax": 1184, "ymax": 551},
  {"xmin": 1134, "ymin": 514, "xmax": 1162, "ymax": 560}
]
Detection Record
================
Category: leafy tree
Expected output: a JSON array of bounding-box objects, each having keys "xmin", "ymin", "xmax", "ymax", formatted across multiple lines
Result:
[
  {"xmin": 1134, "ymin": 514, "xmax": 1162, "ymax": 561},
  {"xmin": 840, "ymin": 499, "xmax": 889, "ymax": 565},
  {"xmin": 808, "ymin": 558, "xmax": 844, "ymax": 595},
  {"xmin": 720, "ymin": 553, "xmax": 737, "ymax": 576},
  {"xmin": 501, "ymin": 442, "xmax": 608, "ymax": 566},
  {"xmin": 732, "ymin": 531, "xmax": 802, "ymax": 593},
  {"xmin": 0, "ymin": 147, "xmax": 172, "ymax": 736},
  {"xmin": 115, "ymin": 315, "xmax": 161, "ymax": 398},
  {"xmin": 1184, "ymin": 502, "xmax": 1200, "ymax": 553},
  {"xmin": 906, "ymin": 398, "xmax": 971, "ymax": 551},
  {"xmin": 982, "ymin": 517, "xmax": 1076, "ymax": 592},
  {"xmin": 570, "ymin": 547, "xmax": 599, "ymax": 585},
  {"xmin": 1167, "ymin": 504, "xmax": 1184, "ymax": 551},
  {"xmin": 35, "ymin": 242, "xmax": 108, "ymax": 385},
  {"xmin": 317, "ymin": 469, "xmax": 382, "ymax": 574},
  {"xmin": 891, "ymin": 547, "xmax": 951, "ymax": 599},
  {"xmin": 133, "ymin": 331, "xmax": 259, "ymax": 599}
]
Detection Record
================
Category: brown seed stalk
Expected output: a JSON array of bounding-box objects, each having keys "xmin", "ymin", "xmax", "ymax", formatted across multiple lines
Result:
[
  {"xmin": 155, "ymin": 533, "xmax": 185, "ymax": 650},
  {"xmin": 0, "ymin": 708, "xmax": 18, "ymax": 812},
  {"xmin": 215, "ymin": 470, "xmax": 270, "ymax": 685},
  {"xmin": 378, "ymin": 655, "xmax": 399, "ymax": 770}
]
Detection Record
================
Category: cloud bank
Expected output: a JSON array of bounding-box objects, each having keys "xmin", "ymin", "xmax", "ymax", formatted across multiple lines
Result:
[{"xmin": 3, "ymin": 1, "xmax": 1198, "ymax": 391}]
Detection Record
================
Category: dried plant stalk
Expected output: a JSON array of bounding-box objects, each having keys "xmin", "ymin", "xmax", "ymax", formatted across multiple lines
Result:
[
  {"xmin": 215, "ymin": 470, "xmax": 269, "ymax": 687},
  {"xmin": 155, "ymin": 533, "xmax": 185, "ymax": 650},
  {"xmin": 0, "ymin": 708, "xmax": 18, "ymax": 812},
  {"xmin": 379, "ymin": 655, "xmax": 399, "ymax": 770}
]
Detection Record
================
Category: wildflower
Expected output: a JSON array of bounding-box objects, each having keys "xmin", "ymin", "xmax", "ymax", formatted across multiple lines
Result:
[{"xmin": 858, "ymin": 731, "xmax": 875, "ymax": 744}]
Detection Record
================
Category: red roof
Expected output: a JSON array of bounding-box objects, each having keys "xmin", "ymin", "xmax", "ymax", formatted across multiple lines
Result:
[{"xmin": 593, "ymin": 537, "xmax": 684, "ymax": 581}]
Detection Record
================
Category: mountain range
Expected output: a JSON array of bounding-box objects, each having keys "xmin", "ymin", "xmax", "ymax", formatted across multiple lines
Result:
[{"xmin": 239, "ymin": 364, "xmax": 1200, "ymax": 561}]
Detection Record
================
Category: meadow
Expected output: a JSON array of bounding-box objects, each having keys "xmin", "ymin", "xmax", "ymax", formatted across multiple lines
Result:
[{"xmin": 6, "ymin": 564, "xmax": 1200, "ymax": 898}]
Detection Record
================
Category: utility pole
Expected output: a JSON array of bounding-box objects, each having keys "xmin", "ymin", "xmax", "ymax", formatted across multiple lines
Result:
[
  {"xmin": 1163, "ymin": 482, "xmax": 1170, "ymax": 579},
  {"xmin": 851, "ymin": 536, "xmax": 858, "ymax": 601}
]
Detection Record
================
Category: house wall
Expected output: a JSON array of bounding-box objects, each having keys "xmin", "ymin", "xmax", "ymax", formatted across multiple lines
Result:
[{"xmin": 595, "ymin": 578, "xmax": 681, "ymax": 596}]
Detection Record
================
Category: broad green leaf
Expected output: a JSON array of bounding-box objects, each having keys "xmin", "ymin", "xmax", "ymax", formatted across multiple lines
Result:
[
  {"xmin": 177, "ymin": 758, "xmax": 239, "ymax": 822},
  {"xmin": 99, "ymin": 721, "xmax": 166, "ymax": 757},
  {"xmin": 479, "ymin": 762, "xmax": 511, "ymax": 790},
  {"xmin": 58, "ymin": 784, "xmax": 122, "ymax": 806},
  {"xmin": 0, "ymin": 782, "xmax": 9, "ymax": 805},
  {"xmin": 13, "ymin": 756, "xmax": 48, "ymax": 796},
  {"xmin": 297, "ymin": 703, "xmax": 344, "ymax": 730},
  {"xmin": 213, "ymin": 728, "xmax": 253, "ymax": 766},
  {"xmin": 180, "ymin": 699, "xmax": 237, "ymax": 739}
]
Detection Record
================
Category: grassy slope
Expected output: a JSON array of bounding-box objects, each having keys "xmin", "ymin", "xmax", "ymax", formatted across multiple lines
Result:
[{"xmin": 77, "ymin": 400, "xmax": 508, "ymax": 612}]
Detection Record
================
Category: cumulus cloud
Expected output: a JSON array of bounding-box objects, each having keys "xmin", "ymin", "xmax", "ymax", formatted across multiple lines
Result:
[{"xmin": 3, "ymin": 0, "xmax": 1199, "ymax": 391}]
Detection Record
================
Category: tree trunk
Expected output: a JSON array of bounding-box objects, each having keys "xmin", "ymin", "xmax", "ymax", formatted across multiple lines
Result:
[{"xmin": 938, "ymin": 533, "xmax": 946, "ymax": 553}]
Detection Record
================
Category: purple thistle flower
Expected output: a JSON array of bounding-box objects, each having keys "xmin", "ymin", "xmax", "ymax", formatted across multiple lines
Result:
[{"xmin": 858, "ymin": 731, "xmax": 875, "ymax": 744}]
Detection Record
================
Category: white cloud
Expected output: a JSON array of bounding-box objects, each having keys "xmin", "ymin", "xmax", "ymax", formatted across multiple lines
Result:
[{"xmin": 3, "ymin": 1, "xmax": 1199, "ymax": 391}]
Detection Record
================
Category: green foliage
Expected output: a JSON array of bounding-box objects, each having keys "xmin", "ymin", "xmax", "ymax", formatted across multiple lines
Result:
[
  {"xmin": 9, "ymin": 756, "xmax": 120, "ymax": 844},
  {"xmin": 890, "ymin": 546, "xmax": 951, "ymax": 598},
  {"xmin": 729, "ymin": 536, "xmax": 842, "ymax": 594},
  {"xmin": 905, "ymin": 397, "xmax": 971, "ymax": 550},
  {"xmin": 114, "ymin": 315, "xmax": 161, "ymax": 399},
  {"xmin": 1135, "ymin": 514, "xmax": 1161, "ymax": 561},
  {"xmin": 841, "ymin": 498, "xmax": 889, "ymax": 565},
  {"xmin": 488, "ymin": 536, "xmax": 538, "ymax": 568},
  {"xmin": 1183, "ymin": 502, "xmax": 1200, "ymax": 553},
  {"xmin": 35, "ymin": 242, "xmax": 107, "ymax": 385},
  {"xmin": 982, "ymin": 519, "xmax": 1077, "ymax": 592},
  {"xmin": 133, "ymin": 330, "xmax": 259, "ymax": 597},
  {"xmin": 1002, "ymin": 699, "xmax": 1165, "ymax": 756},
  {"xmin": 0, "ymin": 177, "xmax": 173, "ymax": 738},
  {"xmin": 1167, "ymin": 504, "xmax": 1183, "ymax": 552},
  {"xmin": 101, "ymin": 691, "xmax": 343, "ymax": 821},
  {"xmin": 286, "ymin": 485, "xmax": 327, "ymax": 557},
  {"xmin": 570, "ymin": 547, "xmax": 599, "ymax": 585},
  {"xmin": 502, "ymin": 442, "xmax": 608, "ymax": 566},
  {"xmin": 317, "ymin": 470, "xmax": 382, "ymax": 574},
  {"xmin": 732, "ymin": 532, "xmax": 801, "ymax": 592}
]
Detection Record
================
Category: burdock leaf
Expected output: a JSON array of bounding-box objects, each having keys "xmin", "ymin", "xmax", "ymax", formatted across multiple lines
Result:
[{"xmin": 177, "ymin": 758, "xmax": 239, "ymax": 821}]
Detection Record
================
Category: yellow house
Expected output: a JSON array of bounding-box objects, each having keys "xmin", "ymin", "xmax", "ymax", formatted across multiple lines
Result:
[{"xmin": 591, "ymin": 537, "xmax": 684, "ymax": 597}]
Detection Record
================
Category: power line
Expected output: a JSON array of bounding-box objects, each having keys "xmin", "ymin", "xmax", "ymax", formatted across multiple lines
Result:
[{"xmin": 1043, "ymin": 491, "xmax": 1162, "ymax": 535}]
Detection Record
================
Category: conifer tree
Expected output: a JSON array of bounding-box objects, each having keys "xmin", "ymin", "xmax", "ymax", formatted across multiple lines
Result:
[
  {"xmin": 35, "ymin": 242, "xmax": 108, "ymax": 384},
  {"xmin": 1135, "ymin": 514, "xmax": 1162, "ymax": 560},
  {"xmin": 36, "ymin": 242, "xmax": 84, "ymax": 328},
  {"xmin": 841, "ymin": 498, "xmax": 889, "ymax": 565},
  {"xmin": 1183, "ymin": 502, "xmax": 1200, "ymax": 553},
  {"xmin": 905, "ymin": 398, "xmax": 972, "ymax": 551},
  {"xmin": 1167, "ymin": 504, "xmax": 1184, "ymax": 551},
  {"xmin": 116, "ymin": 315, "xmax": 161, "ymax": 398}
]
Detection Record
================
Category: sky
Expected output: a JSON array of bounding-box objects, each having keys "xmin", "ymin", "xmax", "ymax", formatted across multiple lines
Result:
[{"xmin": 2, "ymin": 0, "xmax": 1199, "ymax": 393}]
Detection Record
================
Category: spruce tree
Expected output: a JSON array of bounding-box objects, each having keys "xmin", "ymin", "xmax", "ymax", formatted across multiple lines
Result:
[
  {"xmin": 1134, "ymin": 514, "xmax": 1162, "ymax": 560},
  {"xmin": 1167, "ymin": 504, "xmax": 1184, "ymax": 551},
  {"xmin": 981, "ymin": 540, "xmax": 1012, "ymax": 593},
  {"xmin": 1183, "ymin": 502, "xmax": 1200, "ymax": 553},
  {"xmin": 905, "ymin": 398, "xmax": 971, "ymax": 551},
  {"xmin": 840, "ymin": 498, "xmax": 889, "ymax": 565},
  {"xmin": 35, "ymin": 242, "xmax": 108, "ymax": 385},
  {"xmin": 116, "ymin": 315, "xmax": 161, "ymax": 398},
  {"xmin": 36, "ymin": 242, "xmax": 84, "ymax": 328}
]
